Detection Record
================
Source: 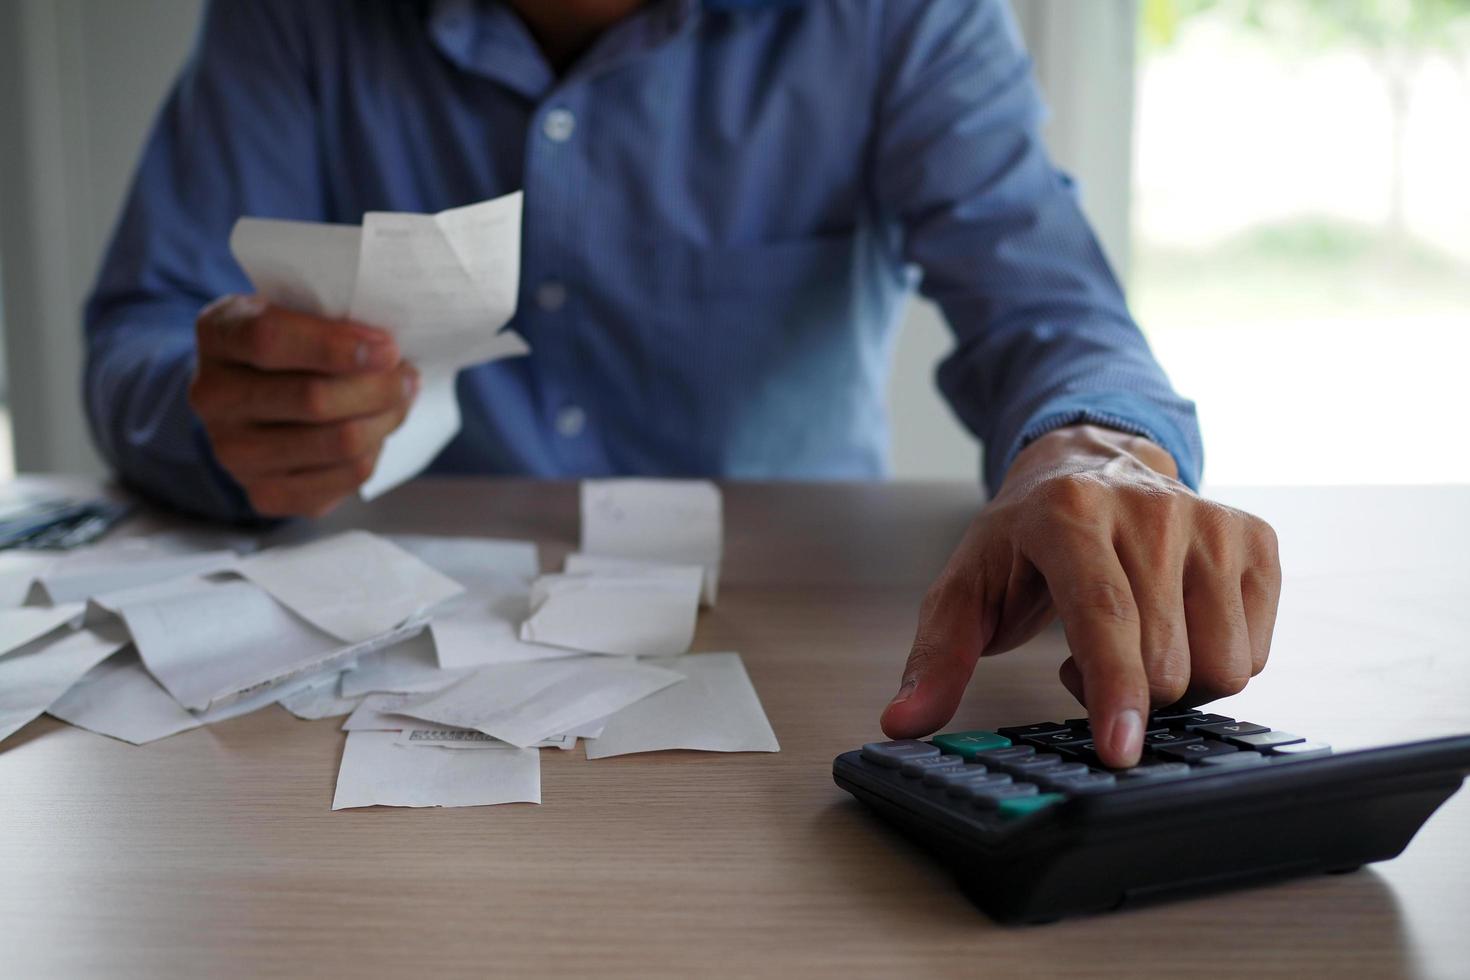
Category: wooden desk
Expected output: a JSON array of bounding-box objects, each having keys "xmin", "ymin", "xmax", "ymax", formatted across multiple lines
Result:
[{"xmin": 2, "ymin": 481, "xmax": 1467, "ymax": 978}]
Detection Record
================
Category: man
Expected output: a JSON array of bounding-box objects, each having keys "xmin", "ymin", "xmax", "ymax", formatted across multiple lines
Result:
[{"xmin": 84, "ymin": 0, "xmax": 1281, "ymax": 769}]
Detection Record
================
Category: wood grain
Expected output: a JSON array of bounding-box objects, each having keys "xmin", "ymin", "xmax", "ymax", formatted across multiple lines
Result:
[{"xmin": 1, "ymin": 479, "xmax": 1466, "ymax": 979}]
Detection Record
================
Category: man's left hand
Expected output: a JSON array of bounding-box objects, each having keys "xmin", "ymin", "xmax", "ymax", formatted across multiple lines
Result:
[{"xmin": 880, "ymin": 424, "xmax": 1281, "ymax": 769}]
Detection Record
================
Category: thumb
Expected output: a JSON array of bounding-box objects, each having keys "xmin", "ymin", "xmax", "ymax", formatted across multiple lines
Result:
[{"xmin": 880, "ymin": 573, "xmax": 996, "ymax": 739}]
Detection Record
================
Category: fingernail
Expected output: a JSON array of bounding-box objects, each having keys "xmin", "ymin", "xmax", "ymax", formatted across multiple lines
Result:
[
  {"xmin": 403, "ymin": 370, "xmax": 419, "ymax": 400},
  {"xmin": 232, "ymin": 294, "xmax": 268, "ymax": 318},
  {"xmin": 355, "ymin": 340, "xmax": 394, "ymax": 370},
  {"xmin": 888, "ymin": 676, "xmax": 918, "ymax": 706},
  {"xmin": 1109, "ymin": 708, "xmax": 1144, "ymax": 763}
]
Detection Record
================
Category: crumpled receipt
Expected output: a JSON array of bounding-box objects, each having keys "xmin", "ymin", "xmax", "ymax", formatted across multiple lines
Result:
[{"xmin": 230, "ymin": 192, "xmax": 529, "ymax": 498}]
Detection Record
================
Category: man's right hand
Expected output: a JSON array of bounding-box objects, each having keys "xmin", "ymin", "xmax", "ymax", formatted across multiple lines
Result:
[{"xmin": 188, "ymin": 294, "xmax": 418, "ymax": 518}]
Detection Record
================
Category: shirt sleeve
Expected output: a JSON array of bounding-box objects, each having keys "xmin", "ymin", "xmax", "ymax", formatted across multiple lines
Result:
[
  {"xmin": 82, "ymin": 0, "xmax": 324, "ymax": 522},
  {"xmin": 871, "ymin": 0, "xmax": 1203, "ymax": 493}
]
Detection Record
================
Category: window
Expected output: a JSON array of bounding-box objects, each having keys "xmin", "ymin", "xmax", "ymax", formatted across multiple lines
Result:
[{"xmin": 1133, "ymin": 0, "xmax": 1470, "ymax": 484}]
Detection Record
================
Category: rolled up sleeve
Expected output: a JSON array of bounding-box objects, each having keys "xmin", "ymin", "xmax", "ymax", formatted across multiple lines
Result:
[
  {"xmin": 871, "ymin": 0, "xmax": 1202, "ymax": 492},
  {"xmin": 83, "ymin": 0, "xmax": 324, "ymax": 521}
]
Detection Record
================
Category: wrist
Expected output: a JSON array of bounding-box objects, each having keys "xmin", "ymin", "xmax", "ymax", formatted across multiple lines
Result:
[{"xmin": 1000, "ymin": 424, "xmax": 1179, "ymax": 498}]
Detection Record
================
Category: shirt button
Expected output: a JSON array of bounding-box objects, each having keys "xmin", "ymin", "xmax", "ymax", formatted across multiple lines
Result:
[
  {"xmin": 536, "ymin": 280, "xmax": 567, "ymax": 312},
  {"xmin": 542, "ymin": 108, "xmax": 576, "ymax": 143},
  {"xmin": 555, "ymin": 405, "xmax": 586, "ymax": 438}
]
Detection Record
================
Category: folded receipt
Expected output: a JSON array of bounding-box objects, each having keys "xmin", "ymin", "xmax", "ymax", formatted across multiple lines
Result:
[{"xmin": 230, "ymin": 192, "xmax": 529, "ymax": 499}]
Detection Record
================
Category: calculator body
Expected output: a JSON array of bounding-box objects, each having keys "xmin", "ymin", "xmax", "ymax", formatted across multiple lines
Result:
[{"xmin": 834, "ymin": 723, "xmax": 1470, "ymax": 923}]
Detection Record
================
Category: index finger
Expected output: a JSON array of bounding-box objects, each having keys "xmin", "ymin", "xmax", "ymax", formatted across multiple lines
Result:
[
  {"xmin": 197, "ymin": 295, "xmax": 399, "ymax": 374},
  {"xmin": 1032, "ymin": 540, "xmax": 1149, "ymax": 768}
]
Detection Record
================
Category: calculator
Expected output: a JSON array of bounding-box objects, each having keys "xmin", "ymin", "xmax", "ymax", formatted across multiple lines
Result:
[{"xmin": 832, "ymin": 707, "xmax": 1470, "ymax": 923}]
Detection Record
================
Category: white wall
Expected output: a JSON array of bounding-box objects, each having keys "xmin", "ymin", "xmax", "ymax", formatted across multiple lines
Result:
[
  {"xmin": 0, "ymin": 0, "xmax": 1137, "ymax": 482},
  {"xmin": 0, "ymin": 0, "xmax": 205, "ymax": 475}
]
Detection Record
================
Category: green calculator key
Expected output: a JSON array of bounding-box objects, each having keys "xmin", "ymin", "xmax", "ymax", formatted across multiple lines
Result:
[
  {"xmin": 932, "ymin": 731, "xmax": 1012, "ymax": 759},
  {"xmin": 997, "ymin": 793, "xmax": 1066, "ymax": 819}
]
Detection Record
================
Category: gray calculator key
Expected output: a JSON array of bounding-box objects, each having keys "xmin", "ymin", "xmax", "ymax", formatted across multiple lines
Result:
[
  {"xmin": 1033, "ymin": 762, "xmax": 1089, "ymax": 783},
  {"xmin": 996, "ymin": 753, "xmax": 1066, "ymax": 776},
  {"xmin": 1228, "ymin": 730, "xmax": 1305, "ymax": 750},
  {"xmin": 936, "ymin": 769, "xmax": 1015, "ymax": 798},
  {"xmin": 976, "ymin": 745, "xmax": 1036, "ymax": 762},
  {"xmin": 923, "ymin": 763, "xmax": 984, "ymax": 787},
  {"xmin": 1268, "ymin": 740, "xmax": 1332, "ymax": 760},
  {"xmin": 1042, "ymin": 771, "xmax": 1117, "ymax": 793},
  {"xmin": 970, "ymin": 782, "xmax": 1040, "ymax": 808},
  {"xmin": 1200, "ymin": 750, "xmax": 1267, "ymax": 767},
  {"xmin": 1195, "ymin": 720, "xmax": 1270, "ymax": 738},
  {"xmin": 1118, "ymin": 762, "xmax": 1192, "ymax": 781},
  {"xmin": 900, "ymin": 754, "xmax": 968, "ymax": 778},
  {"xmin": 861, "ymin": 740, "xmax": 940, "ymax": 768}
]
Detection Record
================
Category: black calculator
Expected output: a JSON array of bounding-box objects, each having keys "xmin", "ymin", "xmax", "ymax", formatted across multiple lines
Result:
[{"xmin": 833, "ymin": 707, "xmax": 1470, "ymax": 923}]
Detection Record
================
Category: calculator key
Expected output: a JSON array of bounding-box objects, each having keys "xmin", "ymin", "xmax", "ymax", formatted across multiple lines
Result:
[
  {"xmin": 974, "ymin": 745, "xmax": 1036, "ymax": 763},
  {"xmin": 1023, "ymin": 730, "xmax": 1093, "ymax": 750},
  {"xmin": 1057, "ymin": 740, "xmax": 1104, "ymax": 765},
  {"xmin": 1268, "ymin": 740, "xmax": 1332, "ymax": 760},
  {"xmin": 861, "ymin": 740, "xmax": 940, "ymax": 768},
  {"xmin": 1172, "ymin": 713, "xmax": 1236, "ymax": 731},
  {"xmin": 994, "ymin": 753, "xmax": 1068, "ymax": 777},
  {"xmin": 997, "ymin": 793, "xmax": 1067, "ymax": 819},
  {"xmin": 1043, "ymin": 771, "xmax": 1118, "ymax": 794},
  {"xmin": 1149, "ymin": 706, "xmax": 1203, "ymax": 724},
  {"xmin": 996, "ymin": 722, "xmax": 1070, "ymax": 740},
  {"xmin": 1145, "ymin": 730, "xmax": 1203, "ymax": 749},
  {"xmin": 1229, "ymin": 730, "xmax": 1305, "ymax": 750},
  {"xmin": 1032, "ymin": 762, "xmax": 1090, "ymax": 783},
  {"xmin": 1156, "ymin": 740, "xmax": 1240, "ymax": 763},
  {"xmin": 1200, "ymin": 750, "xmax": 1266, "ymax": 768},
  {"xmin": 932, "ymin": 731, "xmax": 1013, "ymax": 759},
  {"xmin": 1195, "ymin": 721, "xmax": 1270, "ymax": 738},
  {"xmin": 937, "ymin": 770, "xmax": 1015, "ymax": 798},
  {"xmin": 1031, "ymin": 764, "xmax": 1095, "ymax": 788},
  {"xmin": 969, "ymin": 782, "xmax": 1040, "ymax": 808},
  {"xmin": 899, "ymin": 754, "xmax": 968, "ymax": 778},
  {"xmin": 921, "ymin": 762, "xmax": 986, "ymax": 787},
  {"xmin": 1117, "ymin": 762, "xmax": 1193, "ymax": 781},
  {"xmin": 1063, "ymin": 718, "xmax": 1092, "ymax": 731}
]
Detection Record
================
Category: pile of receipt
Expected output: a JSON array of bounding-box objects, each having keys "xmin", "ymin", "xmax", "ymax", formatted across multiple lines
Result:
[{"xmin": 0, "ymin": 479, "xmax": 779, "ymax": 809}]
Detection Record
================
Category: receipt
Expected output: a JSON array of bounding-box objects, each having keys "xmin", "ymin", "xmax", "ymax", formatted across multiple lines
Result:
[
  {"xmin": 580, "ymin": 480, "xmax": 722, "ymax": 605},
  {"xmin": 394, "ymin": 656, "xmax": 684, "ymax": 749},
  {"xmin": 332, "ymin": 730, "xmax": 540, "ymax": 810},
  {"xmin": 230, "ymin": 192, "xmax": 529, "ymax": 498},
  {"xmin": 519, "ymin": 568, "xmax": 702, "ymax": 658}
]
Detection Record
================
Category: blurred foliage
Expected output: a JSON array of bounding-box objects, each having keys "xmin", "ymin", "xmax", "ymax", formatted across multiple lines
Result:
[
  {"xmin": 1133, "ymin": 217, "xmax": 1470, "ymax": 325},
  {"xmin": 1142, "ymin": 0, "xmax": 1470, "ymax": 56}
]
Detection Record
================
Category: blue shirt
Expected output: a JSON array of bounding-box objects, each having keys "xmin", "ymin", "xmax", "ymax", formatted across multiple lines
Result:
[{"xmin": 84, "ymin": 0, "xmax": 1201, "ymax": 522}]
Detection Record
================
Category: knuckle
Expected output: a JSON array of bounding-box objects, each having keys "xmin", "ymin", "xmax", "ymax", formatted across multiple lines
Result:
[
  {"xmin": 1146, "ymin": 663, "xmax": 1191, "ymax": 704},
  {"xmin": 209, "ymin": 431, "xmax": 245, "ymax": 465},
  {"xmin": 918, "ymin": 570, "xmax": 969, "ymax": 621},
  {"xmin": 195, "ymin": 294, "xmax": 238, "ymax": 335},
  {"xmin": 331, "ymin": 420, "xmax": 367, "ymax": 458},
  {"xmin": 1193, "ymin": 505, "xmax": 1240, "ymax": 568},
  {"xmin": 303, "ymin": 496, "xmax": 343, "ymax": 520},
  {"xmin": 1041, "ymin": 471, "xmax": 1105, "ymax": 521},
  {"xmin": 247, "ymin": 482, "xmax": 291, "ymax": 517},
  {"xmin": 297, "ymin": 378, "xmax": 332, "ymax": 421},
  {"xmin": 1067, "ymin": 580, "xmax": 1139, "ymax": 626},
  {"xmin": 349, "ymin": 454, "xmax": 376, "ymax": 483},
  {"xmin": 241, "ymin": 316, "xmax": 277, "ymax": 363},
  {"xmin": 1249, "ymin": 516, "xmax": 1281, "ymax": 568},
  {"xmin": 904, "ymin": 634, "xmax": 948, "ymax": 679},
  {"xmin": 1192, "ymin": 662, "xmax": 1251, "ymax": 699}
]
